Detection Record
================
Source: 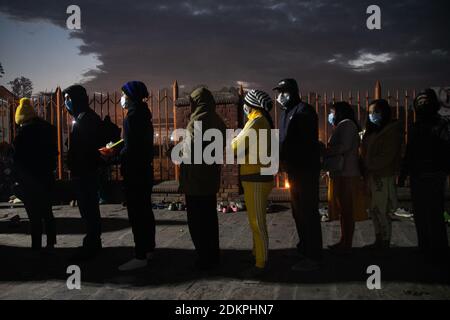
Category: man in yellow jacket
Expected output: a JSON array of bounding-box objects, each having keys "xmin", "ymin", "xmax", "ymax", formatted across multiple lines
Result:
[{"xmin": 231, "ymin": 89, "xmax": 275, "ymax": 277}]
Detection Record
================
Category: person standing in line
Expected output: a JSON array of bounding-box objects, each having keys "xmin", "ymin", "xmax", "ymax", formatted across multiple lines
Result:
[
  {"xmin": 107, "ymin": 81, "xmax": 156, "ymax": 271},
  {"xmin": 325, "ymin": 102, "xmax": 366, "ymax": 254},
  {"xmin": 63, "ymin": 85, "xmax": 107, "ymax": 261},
  {"xmin": 401, "ymin": 89, "xmax": 450, "ymax": 263},
  {"xmin": 361, "ymin": 99, "xmax": 403, "ymax": 250},
  {"xmin": 231, "ymin": 89, "xmax": 275, "ymax": 277},
  {"xmin": 179, "ymin": 87, "xmax": 226, "ymax": 271},
  {"xmin": 13, "ymin": 98, "xmax": 58, "ymax": 252},
  {"xmin": 273, "ymin": 79, "xmax": 323, "ymax": 271}
]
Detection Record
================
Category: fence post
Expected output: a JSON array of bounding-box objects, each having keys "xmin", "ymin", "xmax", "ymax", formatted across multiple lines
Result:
[
  {"xmin": 375, "ymin": 80, "xmax": 382, "ymax": 99},
  {"xmin": 55, "ymin": 87, "xmax": 63, "ymax": 180},
  {"xmin": 172, "ymin": 80, "xmax": 179, "ymax": 181}
]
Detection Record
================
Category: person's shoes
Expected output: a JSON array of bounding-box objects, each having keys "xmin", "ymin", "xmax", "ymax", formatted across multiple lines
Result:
[
  {"xmin": 328, "ymin": 242, "xmax": 352, "ymax": 255},
  {"xmin": 240, "ymin": 266, "xmax": 266, "ymax": 279},
  {"xmin": 194, "ymin": 259, "xmax": 220, "ymax": 271},
  {"xmin": 69, "ymin": 247, "xmax": 101, "ymax": 262},
  {"xmin": 118, "ymin": 258, "xmax": 148, "ymax": 271},
  {"xmin": 168, "ymin": 202, "xmax": 178, "ymax": 211},
  {"xmin": 291, "ymin": 258, "xmax": 321, "ymax": 272},
  {"xmin": 176, "ymin": 202, "xmax": 186, "ymax": 211}
]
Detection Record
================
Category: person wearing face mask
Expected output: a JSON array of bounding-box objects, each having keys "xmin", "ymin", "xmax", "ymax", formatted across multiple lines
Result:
[
  {"xmin": 401, "ymin": 89, "xmax": 450, "ymax": 263},
  {"xmin": 361, "ymin": 99, "xmax": 403, "ymax": 250},
  {"xmin": 13, "ymin": 98, "xmax": 58, "ymax": 252},
  {"xmin": 273, "ymin": 79, "xmax": 322, "ymax": 272},
  {"xmin": 63, "ymin": 85, "xmax": 107, "ymax": 261},
  {"xmin": 113, "ymin": 81, "xmax": 156, "ymax": 271},
  {"xmin": 324, "ymin": 102, "xmax": 366, "ymax": 254},
  {"xmin": 231, "ymin": 90, "xmax": 274, "ymax": 278}
]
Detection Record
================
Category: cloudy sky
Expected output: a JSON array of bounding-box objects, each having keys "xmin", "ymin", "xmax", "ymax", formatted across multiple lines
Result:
[{"xmin": 0, "ymin": 0, "xmax": 449, "ymax": 95}]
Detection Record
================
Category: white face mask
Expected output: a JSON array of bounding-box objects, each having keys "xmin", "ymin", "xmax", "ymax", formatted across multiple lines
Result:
[
  {"xmin": 243, "ymin": 104, "xmax": 251, "ymax": 117},
  {"xmin": 276, "ymin": 92, "xmax": 290, "ymax": 108},
  {"xmin": 120, "ymin": 95, "xmax": 128, "ymax": 109}
]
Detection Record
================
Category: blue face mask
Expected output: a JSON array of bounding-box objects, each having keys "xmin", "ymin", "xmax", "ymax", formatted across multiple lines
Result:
[
  {"xmin": 328, "ymin": 113, "xmax": 335, "ymax": 126},
  {"xmin": 369, "ymin": 113, "xmax": 382, "ymax": 125},
  {"xmin": 65, "ymin": 100, "xmax": 73, "ymax": 114}
]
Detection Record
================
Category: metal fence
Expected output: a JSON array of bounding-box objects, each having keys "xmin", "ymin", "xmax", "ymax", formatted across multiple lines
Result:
[{"xmin": 0, "ymin": 81, "xmax": 426, "ymax": 188}]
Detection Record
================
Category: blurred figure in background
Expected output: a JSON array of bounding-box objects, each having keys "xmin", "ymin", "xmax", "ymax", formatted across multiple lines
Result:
[{"xmin": 13, "ymin": 98, "xmax": 58, "ymax": 251}]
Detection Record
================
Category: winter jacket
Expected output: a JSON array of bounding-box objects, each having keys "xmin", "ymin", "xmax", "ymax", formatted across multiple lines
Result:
[
  {"xmin": 325, "ymin": 119, "xmax": 361, "ymax": 177},
  {"xmin": 13, "ymin": 117, "xmax": 58, "ymax": 186},
  {"xmin": 361, "ymin": 120, "xmax": 403, "ymax": 177},
  {"xmin": 279, "ymin": 101, "xmax": 321, "ymax": 175},
  {"xmin": 179, "ymin": 88, "xmax": 227, "ymax": 196},
  {"xmin": 119, "ymin": 100, "xmax": 154, "ymax": 190},
  {"xmin": 64, "ymin": 85, "xmax": 107, "ymax": 177},
  {"xmin": 231, "ymin": 108, "xmax": 274, "ymax": 182},
  {"xmin": 403, "ymin": 115, "xmax": 450, "ymax": 176}
]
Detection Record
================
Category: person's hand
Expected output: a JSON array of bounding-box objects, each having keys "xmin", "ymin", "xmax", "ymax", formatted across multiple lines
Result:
[{"xmin": 99, "ymin": 147, "xmax": 118, "ymax": 158}]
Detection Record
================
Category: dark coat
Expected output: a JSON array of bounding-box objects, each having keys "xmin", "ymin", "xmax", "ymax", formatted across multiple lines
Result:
[
  {"xmin": 120, "ymin": 101, "xmax": 154, "ymax": 191},
  {"xmin": 63, "ymin": 86, "xmax": 108, "ymax": 178},
  {"xmin": 13, "ymin": 117, "xmax": 58, "ymax": 186},
  {"xmin": 403, "ymin": 115, "xmax": 450, "ymax": 176},
  {"xmin": 279, "ymin": 101, "xmax": 321, "ymax": 175},
  {"xmin": 179, "ymin": 88, "xmax": 226, "ymax": 196},
  {"xmin": 68, "ymin": 110, "xmax": 106, "ymax": 177}
]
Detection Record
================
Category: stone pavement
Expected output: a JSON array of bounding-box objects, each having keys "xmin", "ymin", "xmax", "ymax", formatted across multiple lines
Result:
[{"xmin": 0, "ymin": 203, "xmax": 449, "ymax": 300}]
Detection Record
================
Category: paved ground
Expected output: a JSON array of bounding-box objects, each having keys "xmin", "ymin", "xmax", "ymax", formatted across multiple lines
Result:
[{"xmin": 0, "ymin": 202, "xmax": 449, "ymax": 300}]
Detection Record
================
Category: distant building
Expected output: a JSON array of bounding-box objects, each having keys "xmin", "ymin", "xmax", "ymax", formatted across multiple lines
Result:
[{"xmin": 0, "ymin": 86, "xmax": 15, "ymax": 143}]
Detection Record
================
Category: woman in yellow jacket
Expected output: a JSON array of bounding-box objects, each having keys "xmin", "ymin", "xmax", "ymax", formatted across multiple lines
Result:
[{"xmin": 231, "ymin": 90, "xmax": 274, "ymax": 277}]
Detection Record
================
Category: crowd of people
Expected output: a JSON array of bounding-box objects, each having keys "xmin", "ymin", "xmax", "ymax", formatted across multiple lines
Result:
[{"xmin": 6, "ymin": 78, "xmax": 450, "ymax": 276}]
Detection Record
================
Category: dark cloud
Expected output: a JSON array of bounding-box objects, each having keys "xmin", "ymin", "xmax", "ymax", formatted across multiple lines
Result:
[{"xmin": 1, "ymin": 0, "xmax": 449, "ymax": 94}]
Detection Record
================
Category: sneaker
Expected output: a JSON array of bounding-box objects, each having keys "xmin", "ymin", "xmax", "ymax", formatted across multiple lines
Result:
[
  {"xmin": 12, "ymin": 197, "xmax": 23, "ymax": 204},
  {"xmin": 394, "ymin": 208, "xmax": 413, "ymax": 218},
  {"xmin": 217, "ymin": 202, "xmax": 226, "ymax": 212},
  {"xmin": 168, "ymin": 202, "xmax": 178, "ymax": 211},
  {"xmin": 291, "ymin": 258, "xmax": 321, "ymax": 272},
  {"xmin": 222, "ymin": 206, "xmax": 231, "ymax": 214},
  {"xmin": 176, "ymin": 202, "xmax": 186, "ymax": 211},
  {"xmin": 230, "ymin": 202, "xmax": 239, "ymax": 213},
  {"xmin": 118, "ymin": 258, "xmax": 148, "ymax": 271}
]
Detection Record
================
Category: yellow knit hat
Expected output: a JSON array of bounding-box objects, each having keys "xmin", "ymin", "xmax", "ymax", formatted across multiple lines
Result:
[{"xmin": 15, "ymin": 98, "xmax": 37, "ymax": 125}]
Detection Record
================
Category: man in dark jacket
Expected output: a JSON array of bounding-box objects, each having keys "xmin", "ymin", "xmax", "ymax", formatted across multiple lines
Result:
[
  {"xmin": 274, "ymin": 79, "xmax": 323, "ymax": 271},
  {"xmin": 179, "ymin": 87, "xmax": 226, "ymax": 270},
  {"xmin": 114, "ymin": 81, "xmax": 155, "ymax": 271},
  {"xmin": 13, "ymin": 98, "xmax": 58, "ymax": 251},
  {"xmin": 63, "ymin": 84, "xmax": 107, "ymax": 261},
  {"xmin": 402, "ymin": 89, "xmax": 450, "ymax": 263}
]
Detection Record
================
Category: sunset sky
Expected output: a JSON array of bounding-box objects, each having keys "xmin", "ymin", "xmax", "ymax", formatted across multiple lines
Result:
[{"xmin": 0, "ymin": 0, "xmax": 449, "ymax": 95}]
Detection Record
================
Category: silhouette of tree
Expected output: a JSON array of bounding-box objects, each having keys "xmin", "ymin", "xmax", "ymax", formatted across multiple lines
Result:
[{"xmin": 8, "ymin": 76, "xmax": 33, "ymax": 98}]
